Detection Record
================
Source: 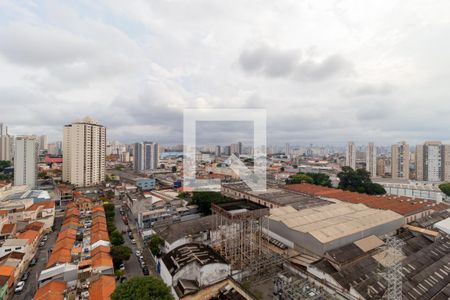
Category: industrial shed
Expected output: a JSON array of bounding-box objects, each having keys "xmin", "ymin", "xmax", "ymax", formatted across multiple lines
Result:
[{"xmin": 267, "ymin": 202, "xmax": 404, "ymax": 255}]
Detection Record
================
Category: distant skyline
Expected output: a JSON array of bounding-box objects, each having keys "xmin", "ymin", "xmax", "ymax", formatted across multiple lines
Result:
[{"xmin": 1, "ymin": 1, "xmax": 450, "ymax": 145}]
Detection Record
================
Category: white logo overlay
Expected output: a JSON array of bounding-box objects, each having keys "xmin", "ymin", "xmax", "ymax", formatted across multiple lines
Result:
[{"xmin": 183, "ymin": 108, "xmax": 267, "ymax": 192}]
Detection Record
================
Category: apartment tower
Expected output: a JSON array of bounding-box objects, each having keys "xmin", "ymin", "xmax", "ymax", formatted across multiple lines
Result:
[
  {"xmin": 62, "ymin": 117, "xmax": 106, "ymax": 187},
  {"xmin": 416, "ymin": 141, "xmax": 450, "ymax": 182},
  {"xmin": 345, "ymin": 141, "xmax": 356, "ymax": 169},
  {"xmin": 134, "ymin": 142, "xmax": 159, "ymax": 172},
  {"xmin": 391, "ymin": 141, "xmax": 410, "ymax": 179},
  {"xmin": 14, "ymin": 136, "xmax": 38, "ymax": 188},
  {"xmin": 366, "ymin": 142, "xmax": 377, "ymax": 177}
]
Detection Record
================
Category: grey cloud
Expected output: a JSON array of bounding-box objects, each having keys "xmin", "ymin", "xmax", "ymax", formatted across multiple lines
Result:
[
  {"xmin": 0, "ymin": 24, "xmax": 95, "ymax": 67},
  {"xmin": 239, "ymin": 44, "xmax": 352, "ymax": 81},
  {"xmin": 341, "ymin": 82, "xmax": 395, "ymax": 97}
]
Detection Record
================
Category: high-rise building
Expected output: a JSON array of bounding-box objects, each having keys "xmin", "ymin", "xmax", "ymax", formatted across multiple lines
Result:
[
  {"xmin": 14, "ymin": 136, "xmax": 38, "ymax": 188},
  {"xmin": 39, "ymin": 135, "xmax": 48, "ymax": 151},
  {"xmin": 285, "ymin": 143, "xmax": 291, "ymax": 156},
  {"xmin": 0, "ymin": 123, "xmax": 11, "ymax": 161},
  {"xmin": 345, "ymin": 141, "xmax": 356, "ymax": 169},
  {"xmin": 376, "ymin": 157, "xmax": 386, "ymax": 177},
  {"xmin": 415, "ymin": 141, "xmax": 450, "ymax": 182},
  {"xmin": 366, "ymin": 142, "xmax": 377, "ymax": 177},
  {"xmin": 134, "ymin": 142, "xmax": 159, "ymax": 172},
  {"xmin": 391, "ymin": 141, "xmax": 410, "ymax": 179},
  {"xmin": 63, "ymin": 117, "xmax": 106, "ymax": 187},
  {"xmin": 224, "ymin": 146, "xmax": 231, "ymax": 156},
  {"xmin": 230, "ymin": 142, "xmax": 242, "ymax": 156},
  {"xmin": 215, "ymin": 145, "xmax": 221, "ymax": 157}
]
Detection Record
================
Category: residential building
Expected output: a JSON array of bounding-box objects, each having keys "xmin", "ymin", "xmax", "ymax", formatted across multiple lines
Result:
[
  {"xmin": 391, "ymin": 141, "xmax": 410, "ymax": 179},
  {"xmin": 135, "ymin": 178, "xmax": 156, "ymax": 191},
  {"xmin": 285, "ymin": 143, "xmax": 291, "ymax": 156},
  {"xmin": 376, "ymin": 156, "xmax": 386, "ymax": 177},
  {"xmin": 0, "ymin": 123, "xmax": 11, "ymax": 162},
  {"xmin": 215, "ymin": 145, "xmax": 221, "ymax": 157},
  {"xmin": 223, "ymin": 146, "xmax": 231, "ymax": 156},
  {"xmin": 39, "ymin": 135, "xmax": 48, "ymax": 152},
  {"xmin": 345, "ymin": 141, "xmax": 356, "ymax": 169},
  {"xmin": 14, "ymin": 136, "xmax": 38, "ymax": 188},
  {"xmin": 416, "ymin": 141, "xmax": 450, "ymax": 182},
  {"xmin": 134, "ymin": 142, "xmax": 159, "ymax": 172},
  {"xmin": 366, "ymin": 142, "xmax": 377, "ymax": 177},
  {"xmin": 230, "ymin": 142, "xmax": 242, "ymax": 156},
  {"xmin": 62, "ymin": 117, "xmax": 106, "ymax": 187}
]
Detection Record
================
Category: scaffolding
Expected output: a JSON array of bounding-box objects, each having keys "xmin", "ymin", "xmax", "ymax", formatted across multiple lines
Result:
[
  {"xmin": 273, "ymin": 273, "xmax": 330, "ymax": 300},
  {"xmin": 379, "ymin": 236, "xmax": 405, "ymax": 300},
  {"xmin": 211, "ymin": 201, "xmax": 285, "ymax": 281}
]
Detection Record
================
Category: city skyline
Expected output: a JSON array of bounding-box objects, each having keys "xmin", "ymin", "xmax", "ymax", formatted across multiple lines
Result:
[{"xmin": 1, "ymin": 2, "xmax": 450, "ymax": 144}]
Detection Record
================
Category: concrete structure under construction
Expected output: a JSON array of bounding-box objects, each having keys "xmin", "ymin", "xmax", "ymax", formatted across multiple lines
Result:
[{"xmin": 267, "ymin": 202, "xmax": 404, "ymax": 255}]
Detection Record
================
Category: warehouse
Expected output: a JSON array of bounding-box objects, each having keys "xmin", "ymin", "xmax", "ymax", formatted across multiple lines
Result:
[{"xmin": 267, "ymin": 202, "xmax": 404, "ymax": 255}]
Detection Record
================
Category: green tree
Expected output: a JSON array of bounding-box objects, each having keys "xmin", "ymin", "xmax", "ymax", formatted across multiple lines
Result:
[
  {"xmin": 286, "ymin": 173, "xmax": 313, "ymax": 184},
  {"xmin": 111, "ymin": 245, "xmax": 132, "ymax": 268},
  {"xmin": 191, "ymin": 192, "xmax": 226, "ymax": 215},
  {"xmin": 148, "ymin": 234, "xmax": 164, "ymax": 256},
  {"xmin": 104, "ymin": 203, "xmax": 116, "ymax": 220},
  {"xmin": 337, "ymin": 167, "xmax": 385, "ymax": 195},
  {"xmin": 112, "ymin": 276, "xmax": 174, "ymax": 300},
  {"xmin": 177, "ymin": 192, "xmax": 189, "ymax": 199},
  {"xmin": 110, "ymin": 231, "xmax": 125, "ymax": 246},
  {"xmin": 439, "ymin": 183, "xmax": 450, "ymax": 196},
  {"xmin": 308, "ymin": 173, "xmax": 332, "ymax": 187},
  {"xmin": 0, "ymin": 160, "xmax": 11, "ymax": 172}
]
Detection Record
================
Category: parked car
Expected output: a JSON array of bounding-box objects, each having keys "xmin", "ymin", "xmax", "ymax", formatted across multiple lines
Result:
[
  {"xmin": 21, "ymin": 271, "xmax": 30, "ymax": 281},
  {"xmin": 131, "ymin": 239, "xmax": 136, "ymax": 245},
  {"xmin": 30, "ymin": 257, "xmax": 38, "ymax": 266},
  {"xmin": 15, "ymin": 281, "xmax": 25, "ymax": 293},
  {"xmin": 42, "ymin": 235, "xmax": 48, "ymax": 241},
  {"xmin": 142, "ymin": 266, "xmax": 149, "ymax": 275},
  {"xmin": 119, "ymin": 264, "xmax": 125, "ymax": 271},
  {"xmin": 135, "ymin": 250, "xmax": 141, "ymax": 256}
]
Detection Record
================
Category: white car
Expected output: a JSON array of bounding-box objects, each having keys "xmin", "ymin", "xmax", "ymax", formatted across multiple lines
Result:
[
  {"xmin": 15, "ymin": 281, "xmax": 25, "ymax": 293},
  {"xmin": 135, "ymin": 250, "xmax": 141, "ymax": 256},
  {"xmin": 131, "ymin": 239, "xmax": 136, "ymax": 245}
]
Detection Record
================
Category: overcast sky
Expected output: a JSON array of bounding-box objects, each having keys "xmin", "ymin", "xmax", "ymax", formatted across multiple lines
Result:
[{"xmin": 1, "ymin": 0, "xmax": 450, "ymax": 146}]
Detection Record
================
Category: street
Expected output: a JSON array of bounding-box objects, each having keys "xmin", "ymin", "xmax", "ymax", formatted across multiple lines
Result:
[
  {"xmin": 113, "ymin": 200, "xmax": 156, "ymax": 278},
  {"xmin": 12, "ymin": 219, "xmax": 61, "ymax": 300}
]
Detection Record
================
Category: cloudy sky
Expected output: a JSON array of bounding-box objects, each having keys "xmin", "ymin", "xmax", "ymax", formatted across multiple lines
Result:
[{"xmin": 1, "ymin": 0, "xmax": 450, "ymax": 146}]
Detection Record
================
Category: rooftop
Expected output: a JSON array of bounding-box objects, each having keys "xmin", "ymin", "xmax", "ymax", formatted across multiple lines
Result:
[
  {"xmin": 89, "ymin": 275, "xmax": 116, "ymax": 300},
  {"xmin": 284, "ymin": 183, "xmax": 449, "ymax": 216},
  {"xmin": 162, "ymin": 243, "xmax": 227, "ymax": 276},
  {"xmin": 155, "ymin": 215, "xmax": 215, "ymax": 244},
  {"xmin": 269, "ymin": 203, "xmax": 403, "ymax": 243},
  {"xmin": 34, "ymin": 281, "xmax": 67, "ymax": 300}
]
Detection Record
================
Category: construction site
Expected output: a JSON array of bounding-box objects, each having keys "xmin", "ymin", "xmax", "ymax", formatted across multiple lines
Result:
[{"xmin": 210, "ymin": 200, "xmax": 334, "ymax": 299}]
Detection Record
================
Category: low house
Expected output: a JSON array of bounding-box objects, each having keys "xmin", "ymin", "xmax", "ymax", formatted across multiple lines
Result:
[
  {"xmin": 0, "ymin": 224, "xmax": 16, "ymax": 240},
  {"xmin": 34, "ymin": 280, "xmax": 67, "ymax": 300},
  {"xmin": 89, "ymin": 275, "xmax": 116, "ymax": 300},
  {"xmin": 38, "ymin": 263, "xmax": 78, "ymax": 288},
  {"xmin": 0, "ymin": 239, "xmax": 30, "ymax": 261},
  {"xmin": 0, "ymin": 265, "xmax": 15, "ymax": 291}
]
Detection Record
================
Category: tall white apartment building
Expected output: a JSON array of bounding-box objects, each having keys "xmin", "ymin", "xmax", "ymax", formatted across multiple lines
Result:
[
  {"xmin": 0, "ymin": 123, "xmax": 12, "ymax": 161},
  {"xmin": 134, "ymin": 142, "xmax": 159, "ymax": 172},
  {"xmin": 62, "ymin": 117, "xmax": 106, "ymax": 187},
  {"xmin": 285, "ymin": 143, "xmax": 291, "ymax": 156},
  {"xmin": 366, "ymin": 142, "xmax": 377, "ymax": 177},
  {"xmin": 416, "ymin": 141, "xmax": 450, "ymax": 182},
  {"xmin": 345, "ymin": 141, "xmax": 356, "ymax": 169},
  {"xmin": 391, "ymin": 141, "xmax": 410, "ymax": 179},
  {"xmin": 14, "ymin": 136, "xmax": 38, "ymax": 188}
]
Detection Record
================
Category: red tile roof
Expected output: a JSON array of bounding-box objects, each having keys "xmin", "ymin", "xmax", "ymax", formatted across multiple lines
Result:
[
  {"xmin": 26, "ymin": 200, "xmax": 55, "ymax": 211},
  {"xmin": 1, "ymin": 224, "xmax": 16, "ymax": 235},
  {"xmin": 17, "ymin": 230, "xmax": 39, "ymax": 245},
  {"xmin": 89, "ymin": 275, "xmax": 116, "ymax": 300},
  {"xmin": 34, "ymin": 281, "xmax": 66, "ymax": 300},
  {"xmin": 25, "ymin": 221, "xmax": 45, "ymax": 232},
  {"xmin": 47, "ymin": 248, "xmax": 72, "ymax": 267},
  {"xmin": 284, "ymin": 184, "xmax": 450, "ymax": 216},
  {"xmin": 43, "ymin": 155, "xmax": 63, "ymax": 164}
]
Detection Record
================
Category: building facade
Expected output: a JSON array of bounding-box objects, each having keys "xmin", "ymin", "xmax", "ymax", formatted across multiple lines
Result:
[
  {"xmin": 62, "ymin": 117, "xmax": 106, "ymax": 187},
  {"xmin": 0, "ymin": 123, "xmax": 11, "ymax": 161},
  {"xmin": 134, "ymin": 142, "xmax": 159, "ymax": 172},
  {"xmin": 391, "ymin": 141, "xmax": 410, "ymax": 179},
  {"xmin": 416, "ymin": 141, "xmax": 450, "ymax": 182},
  {"xmin": 14, "ymin": 136, "xmax": 38, "ymax": 188},
  {"xmin": 366, "ymin": 142, "xmax": 376, "ymax": 177},
  {"xmin": 345, "ymin": 141, "xmax": 356, "ymax": 169}
]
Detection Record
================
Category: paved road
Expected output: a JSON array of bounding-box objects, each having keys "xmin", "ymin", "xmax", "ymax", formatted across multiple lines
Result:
[
  {"xmin": 113, "ymin": 203, "xmax": 150, "ymax": 278},
  {"xmin": 12, "ymin": 224, "xmax": 60, "ymax": 300}
]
